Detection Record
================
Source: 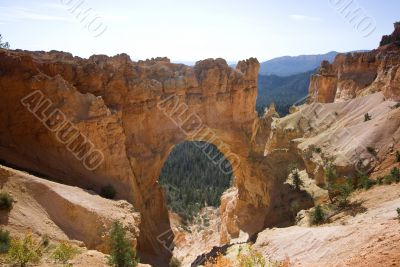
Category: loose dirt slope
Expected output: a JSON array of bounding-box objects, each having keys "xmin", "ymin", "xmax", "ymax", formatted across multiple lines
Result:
[
  {"xmin": 253, "ymin": 183, "xmax": 400, "ymax": 267},
  {"xmin": 0, "ymin": 164, "xmax": 140, "ymax": 253}
]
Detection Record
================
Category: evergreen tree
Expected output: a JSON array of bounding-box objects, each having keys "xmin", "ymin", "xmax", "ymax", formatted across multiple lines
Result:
[
  {"xmin": 159, "ymin": 141, "xmax": 232, "ymax": 222},
  {"xmin": 0, "ymin": 34, "xmax": 9, "ymax": 49},
  {"xmin": 311, "ymin": 205, "xmax": 325, "ymax": 225},
  {"xmin": 107, "ymin": 221, "xmax": 138, "ymax": 267},
  {"xmin": 291, "ymin": 169, "xmax": 303, "ymax": 190}
]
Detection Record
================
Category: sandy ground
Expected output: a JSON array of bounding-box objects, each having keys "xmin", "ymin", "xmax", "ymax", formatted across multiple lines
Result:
[
  {"xmin": 252, "ymin": 183, "xmax": 400, "ymax": 267},
  {"xmin": 0, "ymin": 165, "xmax": 143, "ymax": 267}
]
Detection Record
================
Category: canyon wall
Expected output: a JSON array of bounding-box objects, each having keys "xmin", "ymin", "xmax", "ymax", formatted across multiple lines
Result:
[
  {"xmin": 269, "ymin": 24, "xmax": 400, "ymax": 190},
  {"xmin": 308, "ymin": 23, "xmax": 400, "ymax": 104},
  {"xmin": 3, "ymin": 25, "xmax": 398, "ymax": 265},
  {"xmin": 0, "ymin": 49, "xmax": 284, "ymax": 265}
]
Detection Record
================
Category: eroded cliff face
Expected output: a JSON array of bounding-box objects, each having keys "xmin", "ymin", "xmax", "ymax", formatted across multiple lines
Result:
[
  {"xmin": 268, "ymin": 25, "xmax": 400, "ymax": 189},
  {"xmin": 0, "ymin": 49, "xmax": 282, "ymax": 265},
  {"xmin": 308, "ymin": 49, "xmax": 400, "ymax": 103},
  {"xmin": 308, "ymin": 24, "xmax": 400, "ymax": 104}
]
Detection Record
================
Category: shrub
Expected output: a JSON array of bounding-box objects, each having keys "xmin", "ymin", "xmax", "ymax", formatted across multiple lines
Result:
[
  {"xmin": 291, "ymin": 169, "xmax": 303, "ymax": 191},
  {"xmin": 169, "ymin": 256, "xmax": 182, "ymax": 267},
  {"xmin": 51, "ymin": 242, "xmax": 79, "ymax": 265},
  {"xmin": 324, "ymin": 165, "xmax": 337, "ymax": 185},
  {"xmin": 356, "ymin": 174, "xmax": 376, "ymax": 190},
  {"xmin": 364, "ymin": 113, "xmax": 371, "ymax": 121},
  {"xmin": 236, "ymin": 246, "xmax": 266, "ymax": 267},
  {"xmin": 0, "ymin": 192, "xmax": 14, "ymax": 210},
  {"xmin": 335, "ymin": 183, "xmax": 353, "ymax": 207},
  {"xmin": 397, "ymin": 208, "xmax": 400, "ymax": 222},
  {"xmin": 325, "ymin": 165, "xmax": 337, "ymax": 203},
  {"xmin": 383, "ymin": 174, "xmax": 394, "ymax": 185},
  {"xmin": 366, "ymin": 146, "xmax": 376, "ymax": 156},
  {"xmin": 107, "ymin": 221, "xmax": 138, "ymax": 267},
  {"xmin": 0, "ymin": 229, "xmax": 10, "ymax": 253},
  {"xmin": 8, "ymin": 233, "xmax": 42, "ymax": 267},
  {"xmin": 41, "ymin": 235, "xmax": 50, "ymax": 248},
  {"xmin": 314, "ymin": 147, "xmax": 322, "ymax": 153},
  {"xmin": 396, "ymin": 151, "xmax": 400, "ymax": 162},
  {"xmin": 391, "ymin": 167, "xmax": 400, "ymax": 182},
  {"xmin": 381, "ymin": 168, "xmax": 400, "ymax": 185},
  {"xmin": 310, "ymin": 205, "xmax": 325, "ymax": 225},
  {"xmin": 101, "ymin": 185, "xmax": 117, "ymax": 199}
]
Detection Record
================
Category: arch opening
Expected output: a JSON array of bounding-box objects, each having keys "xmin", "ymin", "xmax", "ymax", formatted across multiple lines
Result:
[{"xmin": 158, "ymin": 141, "xmax": 233, "ymax": 225}]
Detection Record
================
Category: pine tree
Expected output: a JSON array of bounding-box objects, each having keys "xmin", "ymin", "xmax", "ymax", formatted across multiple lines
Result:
[
  {"xmin": 107, "ymin": 221, "xmax": 138, "ymax": 267},
  {"xmin": 291, "ymin": 169, "xmax": 303, "ymax": 190},
  {"xmin": 311, "ymin": 205, "xmax": 325, "ymax": 225},
  {"xmin": 0, "ymin": 34, "xmax": 9, "ymax": 49}
]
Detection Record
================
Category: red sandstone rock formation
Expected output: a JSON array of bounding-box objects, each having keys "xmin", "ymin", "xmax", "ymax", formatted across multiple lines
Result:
[
  {"xmin": 0, "ymin": 49, "xmax": 277, "ymax": 265},
  {"xmin": 308, "ymin": 23, "xmax": 400, "ymax": 103}
]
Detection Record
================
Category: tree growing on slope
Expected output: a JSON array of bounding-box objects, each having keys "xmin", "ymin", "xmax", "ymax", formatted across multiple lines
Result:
[
  {"xmin": 0, "ymin": 34, "xmax": 10, "ymax": 49},
  {"xmin": 107, "ymin": 221, "xmax": 138, "ymax": 267}
]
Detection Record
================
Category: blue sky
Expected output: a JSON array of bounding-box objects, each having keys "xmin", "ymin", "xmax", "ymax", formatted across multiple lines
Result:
[{"xmin": 0, "ymin": 0, "xmax": 399, "ymax": 62}]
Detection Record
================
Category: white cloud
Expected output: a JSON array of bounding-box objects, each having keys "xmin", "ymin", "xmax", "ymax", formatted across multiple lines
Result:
[{"xmin": 289, "ymin": 14, "xmax": 321, "ymax": 22}]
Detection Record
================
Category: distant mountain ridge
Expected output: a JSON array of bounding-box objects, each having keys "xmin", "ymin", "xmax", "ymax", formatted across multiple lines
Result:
[
  {"xmin": 257, "ymin": 69, "xmax": 317, "ymax": 116},
  {"xmin": 259, "ymin": 51, "xmax": 338, "ymax": 76}
]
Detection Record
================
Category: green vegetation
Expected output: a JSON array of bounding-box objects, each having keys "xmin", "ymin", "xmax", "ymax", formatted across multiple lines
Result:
[
  {"xmin": 8, "ymin": 233, "xmax": 42, "ymax": 267},
  {"xmin": 0, "ymin": 229, "xmax": 10, "ymax": 254},
  {"xmin": 335, "ymin": 183, "xmax": 352, "ymax": 207},
  {"xmin": 291, "ymin": 168, "xmax": 303, "ymax": 191},
  {"xmin": 310, "ymin": 205, "xmax": 325, "ymax": 225},
  {"xmin": 324, "ymin": 165, "xmax": 338, "ymax": 203},
  {"xmin": 0, "ymin": 192, "xmax": 14, "ymax": 210},
  {"xmin": 169, "ymin": 256, "xmax": 182, "ymax": 267},
  {"xmin": 41, "ymin": 235, "xmax": 50, "ymax": 248},
  {"xmin": 314, "ymin": 147, "xmax": 322, "ymax": 153},
  {"xmin": 107, "ymin": 221, "xmax": 138, "ymax": 267},
  {"xmin": 381, "ymin": 167, "xmax": 400, "ymax": 184},
  {"xmin": 355, "ymin": 173, "xmax": 376, "ymax": 190},
  {"xmin": 237, "ymin": 245, "xmax": 267, "ymax": 267},
  {"xmin": 256, "ymin": 69, "xmax": 317, "ymax": 116},
  {"xmin": 101, "ymin": 185, "xmax": 117, "ymax": 199},
  {"xmin": 364, "ymin": 113, "xmax": 372, "ymax": 121},
  {"xmin": 51, "ymin": 242, "xmax": 79, "ymax": 265},
  {"xmin": 366, "ymin": 146, "xmax": 376, "ymax": 156},
  {"xmin": 391, "ymin": 167, "xmax": 400, "ymax": 182},
  {"xmin": 159, "ymin": 141, "xmax": 232, "ymax": 223},
  {"xmin": 397, "ymin": 208, "xmax": 400, "ymax": 222},
  {"xmin": 0, "ymin": 34, "xmax": 10, "ymax": 49},
  {"xmin": 396, "ymin": 151, "xmax": 400, "ymax": 162}
]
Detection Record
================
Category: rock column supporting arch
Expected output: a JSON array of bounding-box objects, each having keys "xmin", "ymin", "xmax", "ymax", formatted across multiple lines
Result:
[{"xmin": 0, "ymin": 50, "xmax": 278, "ymax": 265}]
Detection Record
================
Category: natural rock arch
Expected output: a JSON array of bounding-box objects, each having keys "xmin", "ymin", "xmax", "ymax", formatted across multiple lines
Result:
[{"xmin": 0, "ymin": 50, "xmax": 295, "ymax": 265}]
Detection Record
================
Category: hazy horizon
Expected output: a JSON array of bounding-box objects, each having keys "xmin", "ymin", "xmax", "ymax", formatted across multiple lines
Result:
[{"xmin": 1, "ymin": 0, "xmax": 399, "ymax": 62}]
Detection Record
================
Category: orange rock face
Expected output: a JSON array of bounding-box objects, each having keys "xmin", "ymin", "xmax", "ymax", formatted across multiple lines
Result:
[
  {"xmin": 0, "ymin": 49, "xmax": 285, "ymax": 265},
  {"xmin": 308, "ymin": 24, "xmax": 400, "ymax": 103}
]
